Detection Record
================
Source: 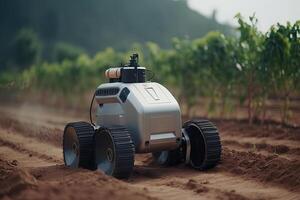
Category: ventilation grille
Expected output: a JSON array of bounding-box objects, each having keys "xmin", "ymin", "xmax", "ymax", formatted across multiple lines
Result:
[{"xmin": 95, "ymin": 87, "xmax": 120, "ymax": 96}]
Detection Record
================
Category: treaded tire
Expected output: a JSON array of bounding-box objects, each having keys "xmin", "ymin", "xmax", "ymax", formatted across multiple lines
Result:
[
  {"xmin": 152, "ymin": 149, "xmax": 182, "ymax": 166},
  {"xmin": 183, "ymin": 119, "xmax": 222, "ymax": 170},
  {"xmin": 94, "ymin": 126, "xmax": 135, "ymax": 179},
  {"xmin": 63, "ymin": 121, "xmax": 95, "ymax": 169}
]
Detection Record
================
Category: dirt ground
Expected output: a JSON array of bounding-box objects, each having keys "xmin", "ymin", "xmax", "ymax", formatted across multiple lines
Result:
[{"xmin": 0, "ymin": 103, "xmax": 299, "ymax": 200}]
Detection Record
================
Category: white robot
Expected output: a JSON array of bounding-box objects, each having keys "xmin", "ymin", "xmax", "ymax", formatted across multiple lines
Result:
[{"xmin": 63, "ymin": 54, "xmax": 222, "ymax": 178}]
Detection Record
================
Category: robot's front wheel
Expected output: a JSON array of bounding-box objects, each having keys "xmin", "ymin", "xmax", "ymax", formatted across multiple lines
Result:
[
  {"xmin": 63, "ymin": 122, "xmax": 95, "ymax": 169},
  {"xmin": 94, "ymin": 126, "xmax": 135, "ymax": 179}
]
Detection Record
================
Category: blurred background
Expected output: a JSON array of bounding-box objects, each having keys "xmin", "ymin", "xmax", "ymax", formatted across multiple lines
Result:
[{"xmin": 0, "ymin": 0, "xmax": 299, "ymax": 125}]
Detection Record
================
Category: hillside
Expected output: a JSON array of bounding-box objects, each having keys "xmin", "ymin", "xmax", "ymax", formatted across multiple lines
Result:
[{"xmin": 0, "ymin": 0, "xmax": 232, "ymax": 60}]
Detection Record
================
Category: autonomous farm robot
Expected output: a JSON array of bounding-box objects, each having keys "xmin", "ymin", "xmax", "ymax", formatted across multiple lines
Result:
[{"xmin": 63, "ymin": 54, "xmax": 222, "ymax": 178}]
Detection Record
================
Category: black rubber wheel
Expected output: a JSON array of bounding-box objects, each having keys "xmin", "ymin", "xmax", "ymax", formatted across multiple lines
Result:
[
  {"xmin": 94, "ymin": 126, "xmax": 135, "ymax": 179},
  {"xmin": 63, "ymin": 121, "xmax": 95, "ymax": 169},
  {"xmin": 152, "ymin": 149, "xmax": 182, "ymax": 166},
  {"xmin": 183, "ymin": 119, "xmax": 221, "ymax": 170}
]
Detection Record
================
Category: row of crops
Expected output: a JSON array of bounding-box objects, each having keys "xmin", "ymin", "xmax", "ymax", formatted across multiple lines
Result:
[{"xmin": 1, "ymin": 15, "xmax": 300, "ymax": 124}]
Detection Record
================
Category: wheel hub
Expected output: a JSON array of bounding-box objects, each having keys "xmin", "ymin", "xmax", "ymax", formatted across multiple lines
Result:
[
  {"xmin": 106, "ymin": 148, "xmax": 113, "ymax": 162},
  {"xmin": 72, "ymin": 143, "xmax": 79, "ymax": 155},
  {"xmin": 63, "ymin": 126, "xmax": 80, "ymax": 168}
]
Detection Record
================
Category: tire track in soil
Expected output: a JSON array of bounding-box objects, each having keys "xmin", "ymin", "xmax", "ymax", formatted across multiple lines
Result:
[
  {"xmin": 0, "ymin": 129, "xmax": 62, "ymax": 164},
  {"xmin": 0, "ymin": 146, "xmax": 56, "ymax": 168},
  {"xmin": 0, "ymin": 139, "xmax": 61, "ymax": 164}
]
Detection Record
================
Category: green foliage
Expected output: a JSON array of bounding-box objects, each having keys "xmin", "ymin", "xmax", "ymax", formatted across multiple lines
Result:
[
  {"xmin": 235, "ymin": 14, "xmax": 265, "ymax": 124},
  {"xmin": 1, "ymin": 15, "xmax": 299, "ymax": 124},
  {"xmin": 193, "ymin": 32, "xmax": 239, "ymax": 116},
  {"xmin": 262, "ymin": 21, "xmax": 300, "ymax": 123},
  {"xmin": 53, "ymin": 42, "xmax": 85, "ymax": 62},
  {"xmin": 169, "ymin": 38, "xmax": 197, "ymax": 115},
  {"xmin": 13, "ymin": 28, "xmax": 42, "ymax": 69},
  {"xmin": 21, "ymin": 48, "xmax": 126, "ymax": 96},
  {"xmin": 146, "ymin": 42, "xmax": 174, "ymax": 83}
]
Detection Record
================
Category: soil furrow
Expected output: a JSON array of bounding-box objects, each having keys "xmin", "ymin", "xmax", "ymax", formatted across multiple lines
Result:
[
  {"xmin": 216, "ymin": 120, "xmax": 300, "ymax": 141},
  {"xmin": 132, "ymin": 164, "xmax": 300, "ymax": 200},
  {"xmin": 0, "ymin": 129, "xmax": 62, "ymax": 163},
  {"xmin": 221, "ymin": 147, "xmax": 300, "ymax": 191},
  {"xmin": 0, "ymin": 116, "xmax": 62, "ymax": 147},
  {"xmin": 222, "ymin": 139, "xmax": 300, "ymax": 161},
  {"xmin": 0, "ymin": 146, "xmax": 56, "ymax": 168}
]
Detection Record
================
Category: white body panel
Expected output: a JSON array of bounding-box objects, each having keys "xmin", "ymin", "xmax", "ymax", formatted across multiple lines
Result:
[{"xmin": 95, "ymin": 82, "xmax": 182, "ymax": 153}]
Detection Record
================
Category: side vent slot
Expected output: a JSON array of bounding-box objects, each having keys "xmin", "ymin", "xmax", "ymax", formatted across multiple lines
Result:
[{"xmin": 96, "ymin": 87, "xmax": 120, "ymax": 96}]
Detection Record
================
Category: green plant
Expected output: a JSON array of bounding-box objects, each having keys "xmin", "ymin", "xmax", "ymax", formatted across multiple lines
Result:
[
  {"xmin": 235, "ymin": 14, "xmax": 264, "ymax": 124},
  {"xmin": 193, "ymin": 32, "xmax": 239, "ymax": 117},
  {"xmin": 13, "ymin": 28, "xmax": 42, "ymax": 69},
  {"xmin": 53, "ymin": 42, "xmax": 85, "ymax": 62},
  {"xmin": 262, "ymin": 21, "xmax": 300, "ymax": 124}
]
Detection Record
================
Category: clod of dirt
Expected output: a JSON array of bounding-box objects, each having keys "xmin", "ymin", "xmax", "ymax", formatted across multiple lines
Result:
[
  {"xmin": 273, "ymin": 145, "xmax": 289, "ymax": 154},
  {"xmin": 133, "ymin": 166, "xmax": 162, "ymax": 179},
  {"xmin": 217, "ymin": 190, "xmax": 251, "ymax": 200},
  {"xmin": 0, "ymin": 167, "xmax": 37, "ymax": 197},
  {"xmin": 185, "ymin": 179, "xmax": 209, "ymax": 193},
  {"xmin": 201, "ymin": 180, "xmax": 209, "ymax": 184},
  {"xmin": 186, "ymin": 179, "xmax": 197, "ymax": 189},
  {"xmin": 10, "ymin": 160, "xmax": 18, "ymax": 166}
]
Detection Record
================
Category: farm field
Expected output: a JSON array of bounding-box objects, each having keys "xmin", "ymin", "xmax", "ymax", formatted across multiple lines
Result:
[
  {"xmin": 0, "ymin": 103, "xmax": 299, "ymax": 200},
  {"xmin": 0, "ymin": 1, "xmax": 299, "ymax": 200}
]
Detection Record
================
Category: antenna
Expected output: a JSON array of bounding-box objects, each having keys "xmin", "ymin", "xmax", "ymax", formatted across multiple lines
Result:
[{"xmin": 129, "ymin": 53, "xmax": 139, "ymax": 82}]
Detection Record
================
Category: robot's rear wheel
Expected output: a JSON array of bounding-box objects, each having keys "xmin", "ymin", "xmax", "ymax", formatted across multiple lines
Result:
[
  {"xmin": 152, "ymin": 119, "xmax": 222, "ymax": 170},
  {"xmin": 183, "ymin": 119, "xmax": 222, "ymax": 170},
  {"xmin": 63, "ymin": 122, "xmax": 95, "ymax": 169},
  {"xmin": 94, "ymin": 126, "xmax": 135, "ymax": 179}
]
